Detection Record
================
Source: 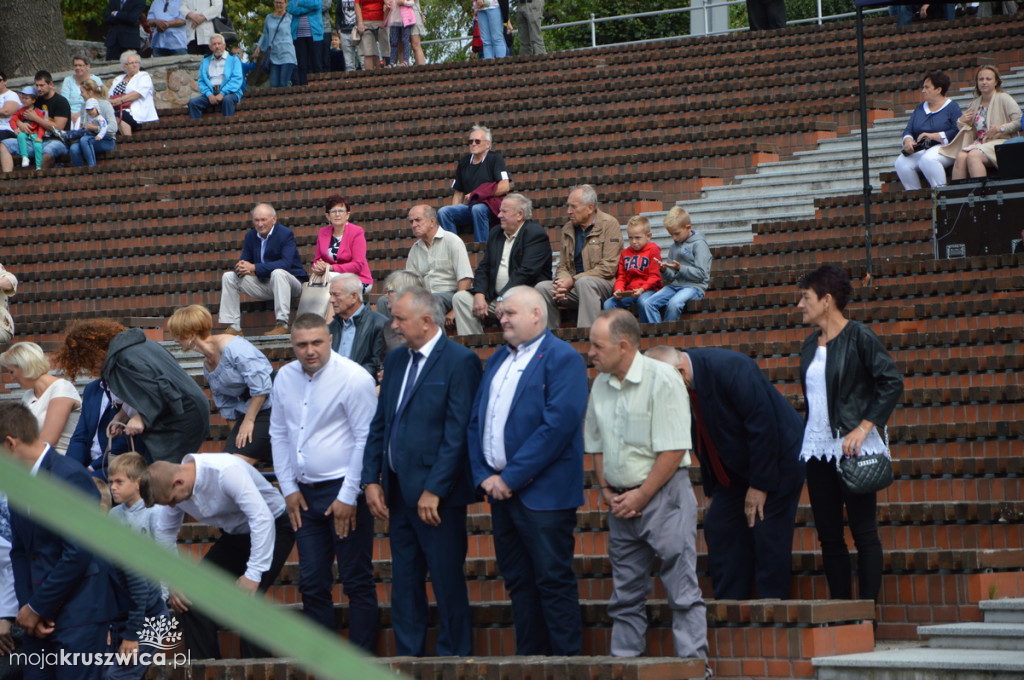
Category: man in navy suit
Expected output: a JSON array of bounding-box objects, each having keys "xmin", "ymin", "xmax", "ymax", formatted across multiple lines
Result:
[
  {"xmin": 219, "ymin": 203, "xmax": 309, "ymax": 336},
  {"xmin": 104, "ymin": 0, "xmax": 147, "ymax": 61},
  {"xmin": 361, "ymin": 287, "xmax": 482, "ymax": 656},
  {"xmin": 467, "ymin": 285, "xmax": 588, "ymax": 655},
  {"xmin": 647, "ymin": 346, "xmax": 805, "ymax": 600},
  {"xmin": 0, "ymin": 402, "xmax": 117, "ymax": 680},
  {"xmin": 64, "ymin": 379, "xmax": 145, "ymax": 479}
]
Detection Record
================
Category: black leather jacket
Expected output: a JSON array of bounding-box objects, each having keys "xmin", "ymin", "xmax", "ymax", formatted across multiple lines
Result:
[{"xmin": 799, "ymin": 320, "xmax": 904, "ymax": 438}]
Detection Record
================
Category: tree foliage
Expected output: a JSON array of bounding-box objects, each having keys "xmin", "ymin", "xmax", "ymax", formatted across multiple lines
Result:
[
  {"xmin": 61, "ymin": 0, "xmax": 108, "ymax": 42},
  {"xmin": 539, "ymin": 0, "xmax": 693, "ymax": 52},
  {"xmin": 421, "ymin": 0, "xmax": 475, "ymax": 63}
]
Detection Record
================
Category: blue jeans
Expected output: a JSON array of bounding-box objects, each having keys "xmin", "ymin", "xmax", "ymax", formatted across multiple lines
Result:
[
  {"xmin": 105, "ymin": 600, "xmax": 170, "ymax": 680},
  {"xmin": 3, "ymin": 137, "xmax": 67, "ymax": 164},
  {"xmin": 477, "ymin": 6, "xmax": 507, "ymax": 59},
  {"xmin": 69, "ymin": 135, "xmax": 116, "ymax": 167},
  {"xmin": 603, "ymin": 294, "xmax": 640, "ymax": 311},
  {"xmin": 438, "ymin": 202, "xmax": 493, "ymax": 241},
  {"xmin": 638, "ymin": 285, "xmax": 704, "ymax": 323},
  {"xmin": 152, "ymin": 47, "xmax": 188, "ymax": 56},
  {"xmin": 187, "ymin": 92, "xmax": 240, "ymax": 119},
  {"xmin": 269, "ymin": 62, "xmax": 295, "ymax": 88},
  {"xmin": 294, "ymin": 479, "xmax": 378, "ymax": 652}
]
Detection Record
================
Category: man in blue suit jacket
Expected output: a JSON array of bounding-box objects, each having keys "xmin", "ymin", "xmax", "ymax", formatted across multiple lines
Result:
[
  {"xmin": 64, "ymin": 379, "xmax": 145, "ymax": 478},
  {"xmin": 187, "ymin": 34, "xmax": 245, "ymax": 119},
  {"xmin": 1, "ymin": 403, "xmax": 118, "ymax": 680},
  {"xmin": 219, "ymin": 202, "xmax": 309, "ymax": 336},
  {"xmin": 466, "ymin": 286, "xmax": 588, "ymax": 656},
  {"xmin": 647, "ymin": 346, "xmax": 805, "ymax": 600},
  {"xmin": 361, "ymin": 287, "xmax": 482, "ymax": 656}
]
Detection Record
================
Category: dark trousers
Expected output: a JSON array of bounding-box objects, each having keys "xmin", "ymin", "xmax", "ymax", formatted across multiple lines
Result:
[
  {"xmin": 295, "ymin": 480, "xmax": 378, "ymax": 653},
  {"xmin": 491, "ymin": 497, "xmax": 581, "ymax": 655},
  {"xmin": 387, "ymin": 472, "xmax": 472, "ymax": 656},
  {"xmin": 703, "ymin": 476, "xmax": 803, "ymax": 599},
  {"xmin": 222, "ymin": 408, "xmax": 273, "ymax": 464},
  {"xmin": 21, "ymin": 620, "xmax": 108, "ymax": 680},
  {"xmin": 292, "ymin": 37, "xmax": 322, "ymax": 85},
  {"xmin": 179, "ymin": 513, "xmax": 295, "ymax": 658},
  {"xmin": 805, "ymin": 457, "xmax": 883, "ymax": 601},
  {"xmin": 746, "ymin": 0, "xmax": 787, "ymax": 29}
]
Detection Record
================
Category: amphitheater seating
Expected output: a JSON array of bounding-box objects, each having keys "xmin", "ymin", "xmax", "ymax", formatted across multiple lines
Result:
[{"xmin": 2, "ymin": 10, "xmax": 1023, "ymax": 680}]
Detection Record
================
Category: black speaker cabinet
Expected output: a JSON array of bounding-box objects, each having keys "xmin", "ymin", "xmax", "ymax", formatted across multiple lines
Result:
[{"xmin": 933, "ymin": 179, "xmax": 1024, "ymax": 259}]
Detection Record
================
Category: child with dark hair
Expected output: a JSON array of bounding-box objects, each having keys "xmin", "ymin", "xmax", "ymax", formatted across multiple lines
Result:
[{"xmin": 10, "ymin": 87, "xmax": 47, "ymax": 170}]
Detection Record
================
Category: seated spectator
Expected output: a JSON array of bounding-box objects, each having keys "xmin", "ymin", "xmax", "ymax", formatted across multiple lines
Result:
[
  {"xmin": 327, "ymin": 274, "xmax": 387, "ymax": 380},
  {"xmin": 65, "ymin": 377, "xmax": 146, "ymax": 478},
  {"xmin": 891, "ymin": 2, "xmax": 955, "ymax": 26},
  {"xmin": 108, "ymin": 51, "xmax": 159, "ymax": 137},
  {"xmin": 535, "ymin": 184, "xmax": 621, "ymax": 329},
  {"xmin": 182, "ymin": 0, "xmax": 220, "ymax": 55},
  {"xmin": 53, "ymin": 319, "xmax": 211, "ymax": 464},
  {"xmin": 104, "ymin": 0, "xmax": 146, "ymax": 60},
  {"xmin": 67, "ymin": 95, "xmax": 117, "ymax": 168},
  {"xmin": 0, "ymin": 263, "xmax": 16, "ymax": 343},
  {"xmin": 168, "ymin": 304, "xmax": 275, "ymax": 466},
  {"xmin": 0, "ymin": 71, "xmax": 19, "ymax": 143},
  {"xmin": 106, "ymin": 452, "xmax": 170, "ymax": 680},
  {"xmin": 895, "ymin": 70, "xmax": 961, "ymax": 191},
  {"xmin": 60, "ymin": 56, "xmax": 104, "ymax": 129},
  {"xmin": 255, "ymin": 0, "xmax": 297, "ymax": 89},
  {"xmin": 288, "ymin": 0, "xmax": 324, "ymax": 85},
  {"xmin": 355, "ymin": 0, "xmax": 391, "ymax": 70},
  {"xmin": 0, "ymin": 342, "xmax": 81, "ymax": 455},
  {"xmin": 940, "ymin": 65, "xmax": 1023, "ymax": 180},
  {"xmin": 638, "ymin": 207, "xmax": 712, "ymax": 323},
  {"xmin": 401, "ymin": 204, "xmax": 473, "ymax": 327},
  {"xmin": 452, "ymin": 193, "xmax": 552, "ymax": 335},
  {"xmin": 8, "ymin": 87, "xmax": 47, "ymax": 171},
  {"xmin": 188, "ymin": 34, "xmax": 245, "ymax": 119},
  {"xmin": 220, "ymin": 203, "xmax": 308, "ymax": 336},
  {"xmin": 0, "ymin": 71, "xmax": 70, "ymax": 173},
  {"xmin": 147, "ymin": 0, "xmax": 189, "ymax": 56},
  {"xmin": 603, "ymin": 216, "xmax": 663, "ymax": 314},
  {"xmin": 379, "ymin": 269, "xmax": 427, "ymax": 356},
  {"xmin": 312, "ymin": 195, "xmax": 373, "ymax": 292},
  {"xmin": 438, "ymin": 124, "xmax": 511, "ymax": 241}
]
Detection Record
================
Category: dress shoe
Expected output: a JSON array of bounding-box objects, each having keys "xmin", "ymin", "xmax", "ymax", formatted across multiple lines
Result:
[{"xmin": 263, "ymin": 323, "xmax": 290, "ymax": 336}]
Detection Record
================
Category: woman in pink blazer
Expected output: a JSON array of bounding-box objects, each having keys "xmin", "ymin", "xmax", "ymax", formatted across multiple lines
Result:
[{"xmin": 311, "ymin": 194, "xmax": 373, "ymax": 292}]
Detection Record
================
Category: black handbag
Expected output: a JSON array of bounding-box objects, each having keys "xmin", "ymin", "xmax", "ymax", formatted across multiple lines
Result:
[
  {"xmin": 839, "ymin": 453, "xmax": 894, "ymax": 494},
  {"xmin": 212, "ymin": 15, "xmax": 238, "ymax": 44}
]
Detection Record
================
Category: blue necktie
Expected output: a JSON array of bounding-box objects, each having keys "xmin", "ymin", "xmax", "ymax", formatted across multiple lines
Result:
[{"xmin": 389, "ymin": 350, "xmax": 423, "ymax": 464}]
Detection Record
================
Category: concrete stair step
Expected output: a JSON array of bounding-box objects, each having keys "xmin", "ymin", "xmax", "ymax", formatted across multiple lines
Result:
[
  {"xmin": 917, "ymin": 622, "xmax": 1024, "ymax": 651},
  {"xmin": 812, "ymin": 647, "xmax": 1024, "ymax": 680},
  {"xmin": 981, "ymin": 597, "xmax": 1024, "ymax": 624}
]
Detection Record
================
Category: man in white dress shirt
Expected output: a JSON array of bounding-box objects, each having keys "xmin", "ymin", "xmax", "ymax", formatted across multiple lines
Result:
[
  {"xmin": 269, "ymin": 313, "xmax": 379, "ymax": 652},
  {"xmin": 144, "ymin": 453, "xmax": 295, "ymax": 659}
]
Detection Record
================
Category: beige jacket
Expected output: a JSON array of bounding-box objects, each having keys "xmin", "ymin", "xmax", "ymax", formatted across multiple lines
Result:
[
  {"xmin": 939, "ymin": 91, "xmax": 1023, "ymax": 164},
  {"xmin": 554, "ymin": 209, "xmax": 622, "ymax": 282}
]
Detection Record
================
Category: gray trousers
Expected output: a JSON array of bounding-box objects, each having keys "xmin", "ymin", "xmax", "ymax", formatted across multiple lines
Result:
[
  {"xmin": 535, "ymin": 276, "xmax": 613, "ymax": 329},
  {"xmin": 452, "ymin": 290, "xmax": 496, "ymax": 335},
  {"xmin": 219, "ymin": 269, "xmax": 302, "ymax": 328},
  {"xmin": 517, "ymin": 0, "xmax": 546, "ymax": 55},
  {"xmin": 607, "ymin": 469, "xmax": 709, "ymax": 664}
]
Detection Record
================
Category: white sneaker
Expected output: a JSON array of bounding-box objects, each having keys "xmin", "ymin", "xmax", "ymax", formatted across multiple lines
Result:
[{"xmin": 21, "ymin": 157, "xmax": 29, "ymax": 168}]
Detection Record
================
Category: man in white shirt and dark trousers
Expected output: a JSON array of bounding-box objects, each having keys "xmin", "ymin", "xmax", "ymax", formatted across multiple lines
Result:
[
  {"xmin": 143, "ymin": 453, "xmax": 294, "ymax": 660},
  {"xmin": 270, "ymin": 313, "xmax": 379, "ymax": 652}
]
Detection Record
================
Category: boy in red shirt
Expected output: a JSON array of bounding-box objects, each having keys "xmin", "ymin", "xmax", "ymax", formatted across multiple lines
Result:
[{"xmin": 603, "ymin": 216, "xmax": 663, "ymax": 313}]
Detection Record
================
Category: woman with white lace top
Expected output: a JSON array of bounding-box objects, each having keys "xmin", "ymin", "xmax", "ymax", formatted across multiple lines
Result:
[{"xmin": 796, "ymin": 264, "xmax": 903, "ymax": 604}]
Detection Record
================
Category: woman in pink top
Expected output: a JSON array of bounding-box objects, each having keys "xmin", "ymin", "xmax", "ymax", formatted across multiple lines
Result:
[{"xmin": 311, "ymin": 194, "xmax": 373, "ymax": 292}]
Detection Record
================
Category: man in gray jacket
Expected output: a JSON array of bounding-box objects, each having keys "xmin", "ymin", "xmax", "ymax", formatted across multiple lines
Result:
[
  {"xmin": 328, "ymin": 273, "xmax": 387, "ymax": 381},
  {"xmin": 638, "ymin": 206, "xmax": 712, "ymax": 323}
]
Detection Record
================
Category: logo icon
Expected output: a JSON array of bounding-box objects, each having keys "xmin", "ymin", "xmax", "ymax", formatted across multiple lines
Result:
[{"xmin": 136, "ymin": 615, "xmax": 183, "ymax": 651}]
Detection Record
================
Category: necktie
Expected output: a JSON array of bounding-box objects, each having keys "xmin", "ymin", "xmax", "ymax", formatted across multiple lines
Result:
[
  {"xmin": 687, "ymin": 388, "xmax": 731, "ymax": 488},
  {"xmin": 389, "ymin": 350, "xmax": 423, "ymax": 463}
]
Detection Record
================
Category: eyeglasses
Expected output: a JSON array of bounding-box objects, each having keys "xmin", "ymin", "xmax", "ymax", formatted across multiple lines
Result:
[
  {"xmin": 468, "ymin": 139, "xmax": 486, "ymax": 145},
  {"xmin": 328, "ymin": 208, "xmax": 349, "ymax": 215}
]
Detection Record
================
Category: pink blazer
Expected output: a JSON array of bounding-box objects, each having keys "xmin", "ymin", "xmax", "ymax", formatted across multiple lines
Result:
[{"xmin": 314, "ymin": 223, "xmax": 373, "ymax": 285}]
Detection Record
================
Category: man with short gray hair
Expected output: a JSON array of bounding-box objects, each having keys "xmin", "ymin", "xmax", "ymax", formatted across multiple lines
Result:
[
  {"xmin": 328, "ymin": 274, "xmax": 387, "ymax": 380},
  {"xmin": 187, "ymin": 33, "xmax": 245, "ymax": 119},
  {"xmin": 405, "ymin": 204, "xmax": 474, "ymax": 325},
  {"xmin": 452, "ymin": 194, "xmax": 551, "ymax": 335},
  {"xmin": 535, "ymin": 185, "xmax": 621, "ymax": 329},
  {"xmin": 438, "ymin": 125, "xmax": 511, "ymax": 242}
]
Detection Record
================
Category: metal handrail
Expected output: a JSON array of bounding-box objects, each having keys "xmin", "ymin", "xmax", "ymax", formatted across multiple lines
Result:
[{"xmin": 421, "ymin": 3, "xmax": 890, "ymax": 53}]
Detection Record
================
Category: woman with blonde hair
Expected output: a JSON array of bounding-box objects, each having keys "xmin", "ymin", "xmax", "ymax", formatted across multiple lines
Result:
[
  {"xmin": 167, "ymin": 304, "xmax": 274, "ymax": 465},
  {"xmin": 940, "ymin": 65, "xmax": 1023, "ymax": 179},
  {"xmin": 0, "ymin": 341, "xmax": 81, "ymax": 454}
]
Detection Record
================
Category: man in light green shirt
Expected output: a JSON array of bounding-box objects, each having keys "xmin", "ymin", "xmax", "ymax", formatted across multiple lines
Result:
[{"xmin": 584, "ymin": 309, "xmax": 709, "ymax": 674}]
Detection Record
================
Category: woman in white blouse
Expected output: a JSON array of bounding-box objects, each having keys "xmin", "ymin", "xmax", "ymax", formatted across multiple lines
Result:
[
  {"xmin": 0, "ymin": 342, "xmax": 81, "ymax": 455},
  {"xmin": 108, "ymin": 50, "xmax": 159, "ymax": 137}
]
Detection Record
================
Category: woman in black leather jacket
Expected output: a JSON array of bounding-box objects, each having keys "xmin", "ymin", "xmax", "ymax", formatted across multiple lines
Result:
[{"xmin": 796, "ymin": 265, "xmax": 903, "ymax": 603}]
